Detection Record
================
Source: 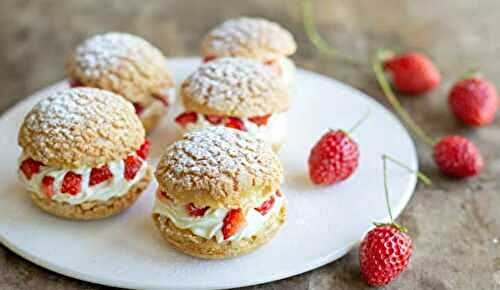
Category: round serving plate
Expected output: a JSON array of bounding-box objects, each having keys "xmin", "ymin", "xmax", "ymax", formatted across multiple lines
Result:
[{"xmin": 0, "ymin": 58, "xmax": 417, "ymax": 290}]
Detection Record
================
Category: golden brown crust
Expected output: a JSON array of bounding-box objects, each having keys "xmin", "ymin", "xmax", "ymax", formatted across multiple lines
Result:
[
  {"xmin": 152, "ymin": 203, "xmax": 286, "ymax": 259},
  {"xmin": 30, "ymin": 166, "xmax": 152, "ymax": 220},
  {"xmin": 181, "ymin": 58, "xmax": 289, "ymax": 117},
  {"xmin": 201, "ymin": 17, "xmax": 296, "ymax": 60},
  {"xmin": 155, "ymin": 127, "xmax": 283, "ymax": 208},
  {"xmin": 18, "ymin": 87, "xmax": 145, "ymax": 169},
  {"xmin": 66, "ymin": 32, "xmax": 174, "ymax": 103}
]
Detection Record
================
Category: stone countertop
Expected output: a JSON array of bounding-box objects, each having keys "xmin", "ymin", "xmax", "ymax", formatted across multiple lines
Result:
[{"xmin": 1, "ymin": 0, "xmax": 499, "ymax": 289}]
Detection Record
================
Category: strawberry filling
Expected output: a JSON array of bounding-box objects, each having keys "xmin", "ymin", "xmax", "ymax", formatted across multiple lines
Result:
[
  {"xmin": 175, "ymin": 111, "xmax": 273, "ymax": 130},
  {"xmin": 136, "ymin": 139, "xmax": 151, "ymax": 160},
  {"xmin": 222, "ymin": 208, "xmax": 246, "ymax": 240},
  {"xmin": 20, "ymin": 158, "xmax": 44, "ymax": 180},
  {"xmin": 248, "ymin": 114, "xmax": 271, "ymax": 126},
  {"xmin": 133, "ymin": 102, "xmax": 144, "ymax": 115},
  {"xmin": 203, "ymin": 56, "xmax": 216, "ymax": 63},
  {"xmin": 175, "ymin": 111, "xmax": 199, "ymax": 126},
  {"xmin": 152, "ymin": 93, "xmax": 169, "ymax": 107},
  {"xmin": 255, "ymin": 195, "xmax": 276, "ymax": 215},
  {"xmin": 41, "ymin": 176, "xmax": 55, "ymax": 198},
  {"xmin": 205, "ymin": 115, "xmax": 224, "ymax": 125},
  {"xmin": 61, "ymin": 171, "xmax": 82, "ymax": 195},
  {"xmin": 89, "ymin": 165, "xmax": 113, "ymax": 186},
  {"xmin": 186, "ymin": 203, "xmax": 210, "ymax": 217},
  {"xmin": 124, "ymin": 156, "xmax": 143, "ymax": 181},
  {"xmin": 264, "ymin": 59, "xmax": 282, "ymax": 76},
  {"xmin": 69, "ymin": 79, "xmax": 83, "ymax": 88}
]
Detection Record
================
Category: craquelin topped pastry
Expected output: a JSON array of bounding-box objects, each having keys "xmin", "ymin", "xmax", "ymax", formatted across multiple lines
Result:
[
  {"xmin": 175, "ymin": 57, "xmax": 290, "ymax": 151},
  {"xmin": 18, "ymin": 87, "xmax": 152, "ymax": 220},
  {"xmin": 66, "ymin": 32, "xmax": 175, "ymax": 132},
  {"xmin": 152, "ymin": 126, "xmax": 286, "ymax": 259},
  {"xmin": 201, "ymin": 17, "xmax": 297, "ymax": 87}
]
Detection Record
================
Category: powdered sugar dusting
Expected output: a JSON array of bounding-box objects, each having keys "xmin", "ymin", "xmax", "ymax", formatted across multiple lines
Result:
[
  {"xmin": 156, "ymin": 127, "xmax": 282, "ymax": 198},
  {"xmin": 182, "ymin": 57, "xmax": 288, "ymax": 116},
  {"xmin": 74, "ymin": 32, "xmax": 157, "ymax": 79},
  {"xmin": 203, "ymin": 17, "xmax": 296, "ymax": 57}
]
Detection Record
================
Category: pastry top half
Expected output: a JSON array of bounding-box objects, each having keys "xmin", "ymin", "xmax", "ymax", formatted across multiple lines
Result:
[
  {"xmin": 201, "ymin": 17, "xmax": 297, "ymax": 60},
  {"xmin": 18, "ymin": 87, "xmax": 145, "ymax": 169},
  {"xmin": 155, "ymin": 127, "xmax": 283, "ymax": 208},
  {"xmin": 181, "ymin": 57, "xmax": 290, "ymax": 117},
  {"xmin": 66, "ymin": 32, "xmax": 174, "ymax": 103}
]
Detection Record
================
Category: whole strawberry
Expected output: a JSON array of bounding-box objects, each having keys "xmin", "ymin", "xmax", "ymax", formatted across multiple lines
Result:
[
  {"xmin": 383, "ymin": 52, "xmax": 441, "ymax": 94},
  {"xmin": 360, "ymin": 224, "xmax": 413, "ymax": 286},
  {"xmin": 434, "ymin": 135, "xmax": 483, "ymax": 178},
  {"xmin": 308, "ymin": 130, "xmax": 359, "ymax": 185},
  {"xmin": 448, "ymin": 75, "xmax": 498, "ymax": 126}
]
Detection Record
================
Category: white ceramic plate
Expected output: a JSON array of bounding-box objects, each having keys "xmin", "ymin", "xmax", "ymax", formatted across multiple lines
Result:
[{"xmin": 0, "ymin": 58, "xmax": 417, "ymax": 290}]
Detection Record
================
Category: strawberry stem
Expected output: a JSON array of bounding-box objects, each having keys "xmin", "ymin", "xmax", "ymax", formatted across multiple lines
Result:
[
  {"xmin": 302, "ymin": 0, "xmax": 360, "ymax": 64},
  {"xmin": 382, "ymin": 154, "xmax": 432, "ymax": 186},
  {"xmin": 461, "ymin": 68, "xmax": 480, "ymax": 80},
  {"xmin": 348, "ymin": 110, "xmax": 371, "ymax": 134},
  {"xmin": 381, "ymin": 156, "xmax": 408, "ymax": 233},
  {"xmin": 373, "ymin": 49, "xmax": 437, "ymax": 147}
]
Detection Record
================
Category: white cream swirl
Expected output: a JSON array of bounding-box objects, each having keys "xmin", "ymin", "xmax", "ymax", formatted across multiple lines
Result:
[
  {"xmin": 153, "ymin": 193, "xmax": 284, "ymax": 243},
  {"xmin": 183, "ymin": 112, "xmax": 287, "ymax": 147},
  {"xmin": 18, "ymin": 154, "xmax": 148, "ymax": 205}
]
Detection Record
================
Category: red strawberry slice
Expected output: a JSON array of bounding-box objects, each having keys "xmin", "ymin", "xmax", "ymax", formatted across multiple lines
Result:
[
  {"xmin": 153, "ymin": 93, "xmax": 169, "ymax": 107},
  {"xmin": 255, "ymin": 196, "xmax": 275, "ymax": 215},
  {"xmin": 186, "ymin": 203, "xmax": 210, "ymax": 217},
  {"xmin": 61, "ymin": 171, "xmax": 82, "ymax": 195},
  {"xmin": 222, "ymin": 208, "xmax": 246, "ymax": 240},
  {"xmin": 124, "ymin": 156, "xmax": 142, "ymax": 180},
  {"xmin": 248, "ymin": 114, "xmax": 271, "ymax": 126},
  {"xmin": 225, "ymin": 117, "xmax": 246, "ymax": 131},
  {"xmin": 175, "ymin": 112, "xmax": 198, "ymax": 126},
  {"xmin": 89, "ymin": 165, "xmax": 113, "ymax": 186},
  {"xmin": 41, "ymin": 176, "xmax": 55, "ymax": 198},
  {"xmin": 264, "ymin": 59, "xmax": 282, "ymax": 76},
  {"xmin": 136, "ymin": 139, "xmax": 151, "ymax": 160},
  {"xmin": 203, "ymin": 56, "xmax": 216, "ymax": 63},
  {"xmin": 205, "ymin": 115, "xmax": 224, "ymax": 125},
  {"xmin": 133, "ymin": 102, "xmax": 144, "ymax": 115},
  {"xmin": 69, "ymin": 79, "xmax": 83, "ymax": 88},
  {"xmin": 20, "ymin": 158, "xmax": 43, "ymax": 180}
]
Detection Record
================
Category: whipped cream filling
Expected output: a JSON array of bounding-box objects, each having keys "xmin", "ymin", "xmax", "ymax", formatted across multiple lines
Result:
[
  {"xmin": 139, "ymin": 87, "xmax": 176, "ymax": 119},
  {"xmin": 18, "ymin": 154, "xmax": 148, "ymax": 205},
  {"xmin": 182, "ymin": 112, "xmax": 287, "ymax": 146},
  {"xmin": 153, "ymin": 193, "xmax": 285, "ymax": 243}
]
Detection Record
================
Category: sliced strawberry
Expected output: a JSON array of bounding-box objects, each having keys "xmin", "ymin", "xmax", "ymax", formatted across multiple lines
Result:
[
  {"xmin": 225, "ymin": 117, "xmax": 246, "ymax": 131},
  {"xmin": 20, "ymin": 158, "xmax": 43, "ymax": 180},
  {"xmin": 205, "ymin": 115, "xmax": 224, "ymax": 125},
  {"xmin": 186, "ymin": 203, "xmax": 209, "ymax": 217},
  {"xmin": 222, "ymin": 208, "xmax": 246, "ymax": 240},
  {"xmin": 264, "ymin": 59, "xmax": 282, "ymax": 76},
  {"xmin": 136, "ymin": 139, "xmax": 151, "ymax": 160},
  {"xmin": 153, "ymin": 93, "xmax": 169, "ymax": 107},
  {"xmin": 203, "ymin": 56, "xmax": 216, "ymax": 63},
  {"xmin": 133, "ymin": 102, "xmax": 144, "ymax": 115},
  {"xmin": 124, "ymin": 156, "xmax": 142, "ymax": 180},
  {"xmin": 89, "ymin": 165, "xmax": 113, "ymax": 186},
  {"xmin": 158, "ymin": 190, "xmax": 173, "ymax": 201},
  {"xmin": 69, "ymin": 79, "xmax": 83, "ymax": 88},
  {"xmin": 61, "ymin": 171, "xmax": 82, "ymax": 195},
  {"xmin": 175, "ymin": 112, "xmax": 198, "ymax": 126},
  {"xmin": 255, "ymin": 196, "xmax": 276, "ymax": 215},
  {"xmin": 41, "ymin": 176, "xmax": 55, "ymax": 198},
  {"xmin": 248, "ymin": 114, "xmax": 271, "ymax": 126}
]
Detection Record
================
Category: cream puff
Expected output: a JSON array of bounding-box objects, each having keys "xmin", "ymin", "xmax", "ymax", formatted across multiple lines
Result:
[
  {"xmin": 18, "ymin": 87, "xmax": 152, "ymax": 220},
  {"xmin": 175, "ymin": 57, "xmax": 290, "ymax": 151},
  {"xmin": 66, "ymin": 32, "xmax": 175, "ymax": 132},
  {"xmin": 201, "ymin": 17, "xmax": 297, "ymax": 87},
  {"xmin": 152, "ymin": 127, "xmax": 286, "ymax": 259}
]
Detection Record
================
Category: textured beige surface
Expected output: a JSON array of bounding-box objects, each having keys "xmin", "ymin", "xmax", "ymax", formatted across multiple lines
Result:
[
  {"xmin": 30, "ymin": 167, "xmax": 152, "ymax": 220},
  {"xmin": 181, "ymin": 57, "xmax": 289, "ymax": 117},
  {"xmin": 201, "ymin": 17, "xmax": 297, "ymax": 60},
  {"xmin": 155, "ymin": 127, "xmax": 283, "ymax": 208},
  {"xmin": 1, "ymin": 0, "xmax": 500, "ymax": 289},
  {"xmin": 18, "ymin": 87, "xmax": 145, "ymax": 169},
  {"xmin": 66, "ymin": 32, "xmax": 175, "ymax": 104},
  {"xmin": 152, "ymin": 203, "xmax": 286, "ymax": 259}
]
